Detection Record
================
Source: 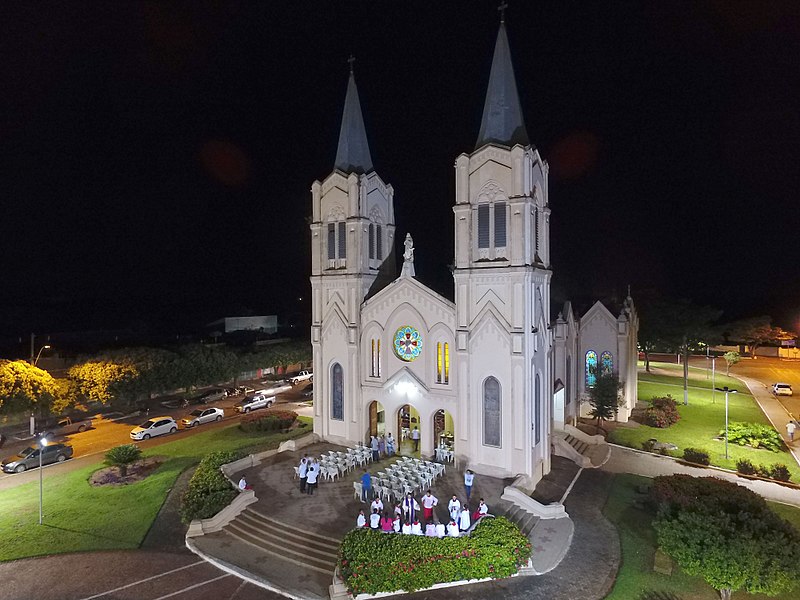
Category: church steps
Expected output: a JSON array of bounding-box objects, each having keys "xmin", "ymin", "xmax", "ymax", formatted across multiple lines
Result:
[
  {"xmin": 235, "ymin": 509, "xmax": 340, "ymax": 557},
  {"xmin": 247, "ymin": 507, "xmax": 342, "ymax": 545},
  {"xmin": 223, "ymin": 520, "xmax": 337, "ymax": 575}
]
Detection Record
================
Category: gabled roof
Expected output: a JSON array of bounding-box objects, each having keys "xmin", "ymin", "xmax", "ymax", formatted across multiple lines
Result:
[
  {"xmin": 334, "ymin": 71, "xmax": 374, "ymax": 175},
  {"xmin": 475, "ymin": 23, "xmax": 530, "ymax": 150}
]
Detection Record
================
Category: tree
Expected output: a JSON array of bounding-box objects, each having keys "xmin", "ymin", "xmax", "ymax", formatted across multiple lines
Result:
[
  {"xmin": 586, "ymin": 372, "xmax": 623, "ymax": 430},
  {"xmin": 104, "ymin": 444, "xmax": 142, "ymax": 477},
  {"xmin": 0, "ymin": 360, "xmax": 63, "ymax": 417},
  {"xmin": 724, "ymin": 316, "xmax": 796, "ymax": 360},
  {"xmin": 722, "ymin": 351, "xmax": 740, "ymax": 376},
  {"xmin": 651, "ymin": 475, "xmax": 800, "ymax": 600},
  {"xmin": 67, "ymin": 360, "xmax": 138, "ymax": 405}
]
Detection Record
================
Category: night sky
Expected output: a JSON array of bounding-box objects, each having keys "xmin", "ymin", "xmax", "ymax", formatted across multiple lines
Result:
[{"xmin": 2, "ymin": 1, "xmax": 799, "ymax": 338}]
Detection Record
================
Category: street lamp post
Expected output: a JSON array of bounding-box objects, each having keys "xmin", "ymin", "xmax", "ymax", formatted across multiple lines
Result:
[
  {"xmin": 716, "ymin": 386, "xmax": 737, "ymax": 460},
  {"xmin": 34, "ymin": 344, "xmax": 51, "ymax": 366},
  {"xmin": 38, "ymin": 436, "xmax": 49, "ymax": 525},
  {"xmin": 29, "ymin": 344, "xmax": 52, "ymax": 436}
]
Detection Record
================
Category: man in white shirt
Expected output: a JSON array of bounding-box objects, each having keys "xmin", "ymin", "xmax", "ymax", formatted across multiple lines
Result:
[
  {"xmin": 447, "ymin": 521, "xmax": 460, "ymax": 537},
  {"xmin": 370, "ymin": 496, "xmax": 384, "ymax": 514},
  {"xmin": 473, "ymin": 498, "xmax": 488, "ymax": 520},
  {"xmin": 411, "ymin": 427, "xmax": 421, "ymax": 452},
  {"xmin": 298, "ymin": 457, "xmax": 308, "ymax": 493},
  {"xmin": 305, "ymin": 464, "xmax": 318, "ymax": 495},
  {"xmin": 458, "ymin": 506, "xmax": 471, "ymax": 532},
  {"xmin": 448, "ymin": 495, "xmax": 461, "ymax": 521},
  {"xmin": 436, "ymin": 522, "xmax": 447, "ymax": 538},
  {"xmin": 356, "ymin": 510, "xmax": 366, "ymax": 528},
  {"xmin": 238, "ymin": 476, "xmax": 250, "ymax": 491},
  {"xmin": 411, "ymin": 520, "xmax": 423, "ymax": 535},
  {"xmin": 402, "ymin": 492, "xmax": 419, "ymax": 523},
  {"xmin": 464, "ymin": 469, "xmax": 474, "ymax": 501},
  {"xmin": 421, "ymin": 490, "xmax": 438, "ymax": 523},
  {"xmin": 369, "ymin": 509, "xmax": 381, "ymax": 529}
]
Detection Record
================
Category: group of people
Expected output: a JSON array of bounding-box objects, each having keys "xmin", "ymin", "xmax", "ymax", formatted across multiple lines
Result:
[
  {"xmin": 368, "ymin": 433, "xmax": 396, "ymax": 462},
  {"xmin": 297, "ymin": 454, "xmax": 320, "ymax": 495},
  {"xmin": 355, "ymin": 484, "xmax": 489, "ymax": 538}
]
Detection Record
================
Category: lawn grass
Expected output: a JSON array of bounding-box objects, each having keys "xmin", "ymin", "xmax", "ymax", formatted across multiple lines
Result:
[
  {"xmin": 0, "ymin": 417, "xmax": 312, "ymax": 562},
  {"xmin": 604, "ymin": 473, "xmax": 800, "ymax": 600},
  {"xmin": 608, "ymin": 364, "xmax": 800, "ymax": 480}
]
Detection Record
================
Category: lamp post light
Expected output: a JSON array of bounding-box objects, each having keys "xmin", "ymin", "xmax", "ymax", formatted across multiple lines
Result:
[
  {"xmin": 34, "ymin": 344, "xmax": 51, "ymax": 366},
  {"xmin": 716, "ymin": 386, "xmax": 737, "ymax": 460},
  {"xmin": 28, "ymin": 345, "xmax": 52, "ymax": 435},
  {"xmin": 38, "ymin": 435, "xmax": 49, "ymax": 525}
]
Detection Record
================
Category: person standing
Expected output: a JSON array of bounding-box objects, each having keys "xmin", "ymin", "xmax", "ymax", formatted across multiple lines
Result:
[
  {"xmin": 361, "ymin": 469, "xmax": 372, "ymax": 503},
  {"xmin": 458, "ymin": 506, "xmax": 471, "ymax": 532},
  {"xmin": 298, "ymin": 456, "xmax": 308, "ymax": 494},
  {"xmin": 370, "ymin": 436, "xmax": 380, "ymax": 462},
  {"xmin": 472, "ymin": 498, "xmax": 488, "ymax": 521},
  {"xmin": 411, "ymin": 427, "xmax": 420, "ymax": 452},
  {"xmin": 448, "ymin": 495, "xmax": 461, "ymax": 521},
  {"xmin": 378, "ymin": 435, "xmax": 386, "ymax": 458},
  {"xmin": 370, "ymin": 495, "xmax": 384, "ymax": 515},
  {"xmin": 386, "ymin": 433, "xmax": 395, "ymax": 456},
  {"xmin": 464, "ymin": 469, "xmax": 474, "ymax": 501},
  {"xmin": 787, "ymin": 420, "xmax": 797, "ymax": 442},
  {"xmin": 421, "ymin": 490, "xmax": 438, "ymax": 523},
  {"xmin": 402, "ymin": 492, "xmax": 419, "ymax": 523},
  {"xmin": 306, "ymin": 462, "xmax": 318, "ymax": 495}
]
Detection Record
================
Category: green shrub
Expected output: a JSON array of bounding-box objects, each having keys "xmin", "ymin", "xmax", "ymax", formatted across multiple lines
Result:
[
  {"xmin": 643, "ymin": 395, "xmax": 681, "ymax": 428},
  {"xmin": 239, "ymin": 409, "xmax": 298, "ymax": 433},
  {"xmin": 735, "ymin": 459, "xmax": 757, "ymax": 475},
  {"xmin": 338, "ymin": 517, "xmax": 530, "ymax": 595},
  {"xmin": 180, "ymin": 450, "xmax": 244, "ymax": 523},
  {"xmin": 724, "ymin": 422, "xmax": 783, "ymax": 452},
  {"xmin": 768, "ymin": 464, "xmax": 791, "ymax": 482},
  {"xmin": 104, "ymin": 444, "xmax": 142, "ymax": 477},
  {"xmin": 682, "ymin": 448, "xmax": 709, "ymax": 466}
]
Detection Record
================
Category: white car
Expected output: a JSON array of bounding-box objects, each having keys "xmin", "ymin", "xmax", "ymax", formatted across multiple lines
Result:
[
  {"xmin": 181, "ymin": 407, "xmax": 224, "ymax": 428},
  {"xmin": 289, "ymin": 370, "xmax": 313, "ymax": 385},
  {"xmin": 772, "ymin": 383, "xmax": 793, "ymax": 396},
  {"xmin": 130, "ymin": 417, "xmax": 178, "ymax": 440}
]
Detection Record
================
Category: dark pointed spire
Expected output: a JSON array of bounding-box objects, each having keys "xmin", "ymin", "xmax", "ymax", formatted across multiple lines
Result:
[
  {"xmin": 334, "ymin": 58, "xmax": 374, "ymax": 175},
  {"xmin": 475, "ymin": 19, "xmax": 530, "ymax": 150}
]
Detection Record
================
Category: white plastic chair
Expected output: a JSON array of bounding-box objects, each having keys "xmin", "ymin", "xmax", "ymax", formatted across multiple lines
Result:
[{"xmin": 353, "ymin": 481, "xmax": 362, "ymax": 500}]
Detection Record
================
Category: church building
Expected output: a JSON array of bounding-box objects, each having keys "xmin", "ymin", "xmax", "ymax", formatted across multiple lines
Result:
[{"xmin": 309, "ymin": 19, "xmax": 638, "ymax": 486}]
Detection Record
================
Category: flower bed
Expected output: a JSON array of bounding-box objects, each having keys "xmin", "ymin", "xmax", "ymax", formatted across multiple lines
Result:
[
  {"xmin": 338, "ymin": 517, "xmax": 531, "ymax": 595},
  {"xmin": 239, "ymin": 409, "xmax": 298, "ymax": 432},
  {"xmin": 180, "ymin": 450, "xmax": 245, "ymax": 522}
]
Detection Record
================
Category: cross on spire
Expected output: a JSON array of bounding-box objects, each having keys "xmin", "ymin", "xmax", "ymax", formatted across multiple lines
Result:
[
  {"xmin": 347, "ymin": 54, "xmax": 356, "ymax": 74},
  {"xmin": 498, "ymin": 1, "xmax": 508, "ymax": 23}
]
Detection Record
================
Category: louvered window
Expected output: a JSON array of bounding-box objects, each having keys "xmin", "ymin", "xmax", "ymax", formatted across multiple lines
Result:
[
  {"xmin": 368, "ymin": 224, "xmax": 375, "ymax": 260},
  {"xmin": 376, "ymin": 225, "xmax": 382, "ymax": 260},
  {"xmin": 338, "ymin": 222, "xmax": 347, "ymax": 258},
  {"xmin": 494, "ymin": 201, "xmax": 506, "ymax": 247},
  {"xmin": 478, "ymin": 204, "xmax": 490, "ymax": 249},
  {"xmin": 327, "ymin": 224, "xmax": 336, "ymax": 259}
]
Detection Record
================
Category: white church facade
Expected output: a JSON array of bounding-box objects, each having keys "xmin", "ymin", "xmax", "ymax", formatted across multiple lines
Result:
[{"xmin": 309, "ymin": 21, "xmax": 638, "ymax": 486}]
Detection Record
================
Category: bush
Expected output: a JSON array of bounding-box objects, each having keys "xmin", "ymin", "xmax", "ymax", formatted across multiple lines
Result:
[
  {"xmin": 239, "ymin": 409, "xmax": 298, "ymax": 433},
  {"xmin": 735, "ymin": 459, "xmax": 757, "ymax": 475},
  {"xmin": 724, "ymin": 422, "xmax": 783, "ymax": 452},
  {"xmin": 180, "ymin": 450, "xmax": 244, "ymax": 523},
  {"xmin": 682, "ymin": 448, "xmax": 709, "ymax": 466},
  {"xmin": 338, "ymin": 517, "xmax": 530, "ymax": 595},
  {"xmin": 643, "ymin": 395, "xmax": 681, "ymax": 428},
  {"xmin": 768, "ymin": 464, "xmax": 791, "ymax": 482},
  {"xmin": 104, "ymin": 444, "xmax": 142, "ymax": 477}
]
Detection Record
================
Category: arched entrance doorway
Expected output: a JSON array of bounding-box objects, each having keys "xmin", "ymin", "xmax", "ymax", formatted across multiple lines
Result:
[
  {"xmin": 367, "ymin": 400, "xmax": 386, "ymax": 439},
  {"xmin": 433, "ymin": 409, "xmax": 454, "ymax": 461},
  {"xmin": 397, "ymin": 404, "xmax": 420, "ymax": 456}
]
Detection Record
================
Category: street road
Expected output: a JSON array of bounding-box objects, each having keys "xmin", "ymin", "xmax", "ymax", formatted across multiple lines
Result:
[{"xmin": 0, "ymin": 382, "xmax": 312, "ymax": 491}]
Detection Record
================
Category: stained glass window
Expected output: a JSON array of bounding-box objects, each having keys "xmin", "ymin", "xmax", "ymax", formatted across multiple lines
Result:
[
  {"xmin": 444, "ymin": 342, "xmax": 450, "ymax": 384},
  {"xmin": 494, "ymin": 202, "xmax": 506, "ymax": 247},
  {"xmin": 331, "ymin": 362, "xmax": 344, "ymax": 420},
  {"xmin": 483, "ymin": 376, "xmax": 501, "ymax": 447},
  {"xmin": 534, "ymin": 374, "xmax": 541, "ymax": 445},
  {"xmin": 601, "ymin": 351, "xmax": 613, "ymax": 376},
  {"xmin": 478, "ymin": 204, "xmax": 490, "ymax": 248},
  {"xmin": 436, "ymin": 342, "xmax": 442, "ymax": 383},
  {"xmin": 393, "ymin": 326, "xmax": 422, "ymax": 362},
  {"xmin": 586, "ymin": 351, "xmax": 597, "ymax": 388}
]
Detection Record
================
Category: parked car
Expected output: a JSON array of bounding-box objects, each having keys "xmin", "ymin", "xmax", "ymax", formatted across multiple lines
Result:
[
  {"xmin": 181, "ymin": 407, "xmax": 224, "ymax": 428},
  {"xmin": 772, "ymin": 383, "xmax": 793, "ymax": 396},
  {"xmin": 289, "ymin": 370, "xmax": 313, "ymax": 385},
  {"xmin": 130, "ymin": 417, "xmax": 178, "ymax": 440},
  {"xmin": 38, "ymin": 416, "xmax": 93, "ymax": 439},
  {"xmin": 234, "ymin": 392, "xmax": 277, "ymax": 413},
  {"xmin": 197, "ymin": 388, "xmax": 227, "ymax": 403},
  {"xmin": 262, "ymin": 381, "xmax": 292, "ymax": 395},
  {"xmin": 2, "ymin": 443, "xmax": 73, "ymax": 473},
  {"xmin": 301, "ymin": 384, "xmax": 314, "ymax": 398}
]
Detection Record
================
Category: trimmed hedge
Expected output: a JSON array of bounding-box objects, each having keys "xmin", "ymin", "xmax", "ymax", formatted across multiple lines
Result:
[
  {"xmin": 682, "ymin": 447, "xmax": 709, "ymax": 466},
  {"xmin": 724, "ymin": 421, "xmax": 783, "ymax": 452},
  {"xmin": 338, "ymin": 517, "xmax": 530, "ymax": 595},
  {"xmin": 239, "ymin": 409, "xmax": 298, "ymax": 433},
  {"xmin": 180, "ymin": 450, "xmax": 244, "ymax": 523},
  {"xmin": 736, "ymin": 459, "xmax": 792, "ymax": 482},
  {"xmin": 643, "ymin": 395, "xmax": 681, "ymax": 428}
]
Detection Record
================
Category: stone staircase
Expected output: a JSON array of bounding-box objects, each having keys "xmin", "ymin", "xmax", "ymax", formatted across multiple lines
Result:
[
  {"xmin": 552, "ymin": 427, "xmax": 611, "ymax": 469},
  {"xmin": 223, "ymin": 507, "xmax": 340, "ymax": 576},
  {"xmin": 501, "ymin": 502, "xmax": 541, "ymax": 537}
]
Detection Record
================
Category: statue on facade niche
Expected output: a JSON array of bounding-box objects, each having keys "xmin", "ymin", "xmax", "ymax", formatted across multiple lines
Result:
[{"xmin": 401, "ymin": 233, "xmax": 415, "ymax": 278}]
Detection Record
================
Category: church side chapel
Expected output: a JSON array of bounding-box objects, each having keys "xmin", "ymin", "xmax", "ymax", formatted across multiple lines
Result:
[{"xmin": 309, "ymin": 16, "xmax": 638, "ymax": 488}]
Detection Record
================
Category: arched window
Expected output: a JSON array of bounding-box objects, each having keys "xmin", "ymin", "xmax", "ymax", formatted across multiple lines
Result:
[
  {"xmin": 370, "ymin": 339, "xmax": 381, "ymax": 378},
  {"xmin": 586, "ymin": 351, "xmax": 597, "ymax": 388},
  {"xmin": 601, "ymin": 351, "xmax": 613, "ymax": 376},
  {"xmin": 483, "ymin": 376, "xmax": 501, "ymax": 447},
  {"xmin": 534, "ymin": 374, "xmax": 541, "ymax": 445},
  {"xmin": 368, "ymin": 224, "xmax": 375, "ymax": 260},
  {"xmin": 477, "ymin": 203, "xmax": 507, "ymax": 250},
  {"xmin": 566, "ymin": 355, "xmax": 572, "ymax": 405},
  {"xmin": 331, "ymin": 363, "xmax": 344, "ymax": 421},
  {"xmin": 436, "ymin": 342, "xmax": 450, "ymax": 384}
]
